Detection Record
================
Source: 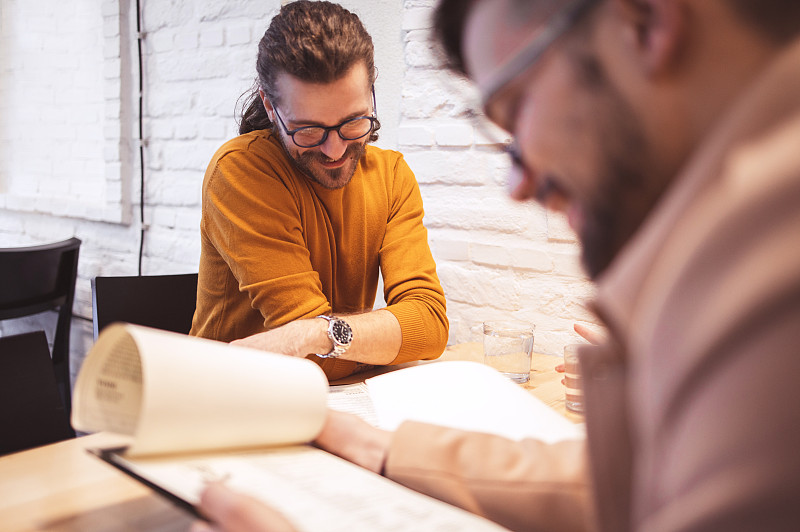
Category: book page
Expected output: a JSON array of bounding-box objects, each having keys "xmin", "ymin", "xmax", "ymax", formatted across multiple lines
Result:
[
  {"xmin": 327, "ymin": 383, "xmax": 379, "ymax": 426},
  {"xmin": 365, "ymin": 361, "xmax": 584, "ymax": 443},
  {"xmin": 70, "ymin": 330, "xmax": 142, "ymax": 437},
  {"xmin": 103, "ymin": 445, "xmax": 508, "ymax": 532},
  {"xmin": 73, "ymin": 324, "xmax": 329, "ymax": 456}
]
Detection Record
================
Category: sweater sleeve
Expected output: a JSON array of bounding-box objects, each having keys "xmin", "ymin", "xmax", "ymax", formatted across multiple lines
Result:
[
  {"xmin": 380, "ymin": 156, "xmax": 449, "ymax": 363},
  {"xmin": 385, "ymin": 421, "xmax": 595, "ymax": 532}
]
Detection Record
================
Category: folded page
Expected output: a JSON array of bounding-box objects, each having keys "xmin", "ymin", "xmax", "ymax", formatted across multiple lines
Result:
[{"xmin": 73, "ymin": 324, "xmax": 328, "ymax": 456}]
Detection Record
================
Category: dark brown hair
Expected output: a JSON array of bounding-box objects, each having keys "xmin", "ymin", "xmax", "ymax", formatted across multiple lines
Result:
[
  {"xmin": 727, "ymin": 0, "xmax": 800, "ymax": 43},
  {"xmin": 239, "ymin": 1, "xmax": 380, "ymax": 139},
  {"xmin": 432, "ymin": 0, "xmax": 479, "ymax": 76},
  {"xmin": 432, "ymin": 0, "xmax": 800, "ymax": 76}
]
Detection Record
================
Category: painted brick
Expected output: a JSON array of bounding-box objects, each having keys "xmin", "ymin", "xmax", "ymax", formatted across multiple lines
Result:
[
  {"xmin": 474, "ymin": 120, "xmax": 513, "ymax": 146},
  {"xmin": 401, "ymin": 8, "xmax": 432, "ymax": 31},
  {"xmin": 551, "ymin": 250, "xmax": 586, "ymax": 279},
  {"xmin": 435, "ymin": 122, "xmax": 473, "ymax": 147},
  {"xmin": 546, "ymin": 210, "xmax": 578, "ymax": 243},
  {"xmin": 403, "ymin": 149, "xmax": 498, "ymax": 186},
  {"xmin": 437, "ymin": 263, "xmax": 522, "ymax": 310},
  {"xmin": 175, "ymin": 122, "xmax": 199, "ymax": 140},
  {"xmin": 431, "ymin": 238, "xmax": 470, "ymax": 262},
  {"xmin": 101, "ymin": 1, "xmax": 120, "ymax": 18},
  {"xmin": 174, "ymin": 30, "xmax": 199, "ymax": 51},
  {"xmin": 200, "ymin": 119, "xmax": 228, "ymax": 140},
  {"xmin": 225, "ymin": 24, "xmax": 252, "ymax": 46},
  {"xmin": 148, "ymin": 30, "xmax": 175, "ymax": 54},
  {"xmin": 404, "ymin": 40, "xmax": 438, "ymax": 69},
  {"xmin": 397, "ymin": 124, "xmax": 434, "ymax": 146},
  {"xmin": 200, "ymin": 27, "xmax": 225, "ymax": 48}
]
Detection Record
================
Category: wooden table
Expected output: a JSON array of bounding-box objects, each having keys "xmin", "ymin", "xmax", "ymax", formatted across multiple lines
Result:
[{"xmin": 0, "ymin": 343, "xmax": 581, "ymax": 532}]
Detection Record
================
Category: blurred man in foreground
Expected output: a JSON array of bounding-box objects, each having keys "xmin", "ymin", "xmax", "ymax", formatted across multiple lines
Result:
[{"xmin": 194, "ymin": 0, "xmax": 800, "ymax": 530}]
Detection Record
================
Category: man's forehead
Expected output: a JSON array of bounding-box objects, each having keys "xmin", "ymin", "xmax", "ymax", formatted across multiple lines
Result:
[
  {"xmin": 463, "ymin": 0, "xmax": 562, "ymax": 81},
  {"xmin": 273, "ymin": 64, "xmax": 372, "ymax": 123}
]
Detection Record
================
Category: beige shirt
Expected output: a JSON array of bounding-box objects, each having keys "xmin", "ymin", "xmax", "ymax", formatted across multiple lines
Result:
[{"xmin": 384, "ymin": 38, "xmax": 800, "ymax": 532}]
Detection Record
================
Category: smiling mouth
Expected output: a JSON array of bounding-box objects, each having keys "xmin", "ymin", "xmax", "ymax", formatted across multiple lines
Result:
[{"xmin": 319, "ymin": 157, "xmax": 347, "ymax": 169}]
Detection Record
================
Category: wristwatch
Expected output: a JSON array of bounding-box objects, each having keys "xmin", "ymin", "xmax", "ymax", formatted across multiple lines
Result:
[{"xmin": 316, "ymin": 315, "xmax": 353, "ymax": 358}]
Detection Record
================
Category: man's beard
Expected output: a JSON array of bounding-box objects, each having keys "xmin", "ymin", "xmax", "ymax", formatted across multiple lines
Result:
[
  {"xmin": 279, "ymin": 134, "xmax": 367, "ymax": 190},
  {"xmin": 571, "ymin": 55, "xmax": 671, "ymax": 280},
  {"xmin": 579, "ymin": 141, "xmax": 655, "ymax": 280}
]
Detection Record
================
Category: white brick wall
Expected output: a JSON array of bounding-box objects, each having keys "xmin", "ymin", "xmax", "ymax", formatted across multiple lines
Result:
[
  {"xmin": 398, "ymin": 2, "xmax": 596, "ymax": 353},
  {"xmin": 0, "ymin": 0, "xmax": 597, "ymax": 386}
]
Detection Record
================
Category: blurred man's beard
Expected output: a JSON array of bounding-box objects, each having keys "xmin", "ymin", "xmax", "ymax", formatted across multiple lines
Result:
[
  {"xmin": 280, "ymin": 136, "xmax": 367, "ymax": 190},
  {"xmin": 571, "ymin": 54, "xmax": 669, "ymax": 280}
]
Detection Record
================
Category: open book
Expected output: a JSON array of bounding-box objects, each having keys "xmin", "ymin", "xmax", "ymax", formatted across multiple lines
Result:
[{"xmin": 72, "ymin": 324, "xmax": 509, "ymax": 531}]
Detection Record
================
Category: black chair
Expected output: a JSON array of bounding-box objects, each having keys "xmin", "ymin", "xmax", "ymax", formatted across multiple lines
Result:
[
  {"xmin": 91, "ymin": 273, "xmax": 199, "ymax": 340},
  {"xmin": 0, "ymin": 237, "xmax": 81, "ymax": 418},
  {"xmin": 0, "ymin": 331, "xmax": 76, "ymax": 455}
]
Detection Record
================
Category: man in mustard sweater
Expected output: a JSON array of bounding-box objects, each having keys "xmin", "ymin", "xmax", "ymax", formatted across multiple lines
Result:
[{"xmin": 190, "ymin": 1, "xmax": 448, "ymax": 380}]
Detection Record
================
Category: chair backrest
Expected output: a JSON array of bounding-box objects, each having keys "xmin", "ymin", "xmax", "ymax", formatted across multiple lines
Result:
[
  {"xmin": 0, "ymin": 237, "xmax": 81, "ymax": 417},
  {"xmin": 91, "ymin": 273, "xmax": 199, "ymax": 340},
  {"xmin": 0, "ymin": 331, "xmax": 75, "ymax": 456}
]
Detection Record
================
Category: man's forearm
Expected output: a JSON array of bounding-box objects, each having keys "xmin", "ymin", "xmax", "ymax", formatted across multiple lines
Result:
[
  {"xmin": 317, "ymin": 309, "xmax": 402, "ymax": 364},
  {"xmin": 232, "ymin": 309, "xmax": 402, "ymax": 365}
]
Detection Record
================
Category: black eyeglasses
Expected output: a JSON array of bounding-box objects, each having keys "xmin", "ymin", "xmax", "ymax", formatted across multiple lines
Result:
[
  {"xmin": 474, "ymin": 0, "xmax": 599, "ymax": 174},
  {"xmin": 272, "ymin": 87, "xmax": 378, "ymax": 148},
  {"xmin": 479, "ymin": 0, "xmax": 600, "ymax": 110}
]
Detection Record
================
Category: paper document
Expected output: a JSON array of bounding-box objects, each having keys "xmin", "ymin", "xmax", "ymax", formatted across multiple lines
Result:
[
  {"xmin": 100, "ymin": 445, "xmax": 508, "ymax": 532},
  {"xmin": 330, "ymin": 361, "xmax": 583, "ymax": 443}
]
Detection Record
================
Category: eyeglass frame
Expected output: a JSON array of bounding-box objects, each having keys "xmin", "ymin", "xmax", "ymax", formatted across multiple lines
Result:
[
  {"xmin": 271, "ymin": 86, "xmax": 378, "ymax": 148},
  {"xmin": 478, "ymin": 0, "xmax": 600, "ymax": 117}
]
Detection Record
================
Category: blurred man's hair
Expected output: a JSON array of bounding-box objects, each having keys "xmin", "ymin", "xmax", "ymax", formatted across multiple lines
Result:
[{"xmin": 433, "ymin": 0, "xmax": 800, "ymax": 76}]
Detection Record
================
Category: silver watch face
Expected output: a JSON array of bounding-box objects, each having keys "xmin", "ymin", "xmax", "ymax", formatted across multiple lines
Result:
[{"xmin": 330, "ymin": 318, "xmax": 353, "ymax": 346}]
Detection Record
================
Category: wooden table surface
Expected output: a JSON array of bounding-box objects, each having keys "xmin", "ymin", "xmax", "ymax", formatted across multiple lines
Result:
[{"xmin": 0, "ymin": 343, "xmax": 581, "ymax": 532}]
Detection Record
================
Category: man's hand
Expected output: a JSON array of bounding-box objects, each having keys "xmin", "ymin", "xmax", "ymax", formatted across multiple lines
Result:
[
  {"xmin": 191, "ymin": 483, "xmax": 297, "ymax": 532},
  {"xmin": 556, "ymin": 323, "xmax": 607, "ymax": 375},
  {"xmin": 231, "ymin": 318, "xmax": 326, "ymax": 359},
  {"xmin": 573, "ymin": 323, "xmax": 606, "ymax": 345},
  {"xmin": 315, "ymin": 409, "xmax": 393, "ymax": 474}
]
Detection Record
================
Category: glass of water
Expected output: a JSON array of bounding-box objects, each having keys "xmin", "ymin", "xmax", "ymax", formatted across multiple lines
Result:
[
  {"xmin": 563, "ymin": 344, "xmax": 584, "ymax": 412},
  {"xmin": 482, "ymin": 321, "xmax": 535, "ymax": 383}
]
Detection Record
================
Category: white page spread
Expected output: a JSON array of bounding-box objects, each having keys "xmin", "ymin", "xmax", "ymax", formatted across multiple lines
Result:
[
  {"xmin": 362, "ymin": 361, "xmax": 584, "ymax": 443},
  {"xmin": 107, "ymin": 445, "xmax": 508, "ymax": 532},
  {"xmin": 72, "ymin": 324, "xmax": 329, "ymax": 456},
  {"xmin": 327, "ymin": 383, "xmax": 379, "ymax": 426}
]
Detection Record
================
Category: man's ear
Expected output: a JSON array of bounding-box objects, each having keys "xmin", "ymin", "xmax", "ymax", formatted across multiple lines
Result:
[
  {"xmin": 614, "ymin": 0, "xmax": 686, "ymax": 77},
  {"xmin": 258, "ymin": 89, "xmax": 275, "ymax": 119}
]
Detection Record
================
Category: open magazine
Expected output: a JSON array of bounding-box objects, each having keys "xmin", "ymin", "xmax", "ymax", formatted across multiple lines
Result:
[{"xmin": 72, "ymin": 324, "xmax": 510, "ymax": 531}]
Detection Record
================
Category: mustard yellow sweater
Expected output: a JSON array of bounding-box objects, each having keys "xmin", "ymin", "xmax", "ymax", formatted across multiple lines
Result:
[{"xmin": 190, "ymin": 130, "xmax": 448, "ymax": 380}]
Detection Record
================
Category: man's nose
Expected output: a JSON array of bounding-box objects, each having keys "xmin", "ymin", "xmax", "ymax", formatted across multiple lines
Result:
[
  {"xmin": 508, "ymin": 163, "xmax": 537, "ymax": 201},
  {"xmin": 318, "ymin": 131, "xmax": 348, "ymax": 161}
]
